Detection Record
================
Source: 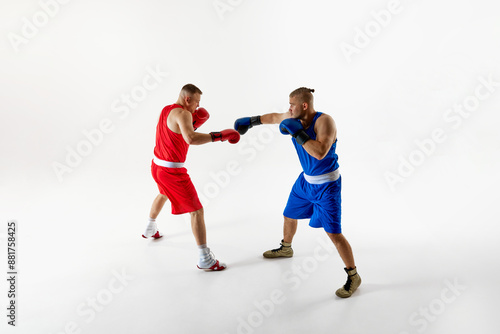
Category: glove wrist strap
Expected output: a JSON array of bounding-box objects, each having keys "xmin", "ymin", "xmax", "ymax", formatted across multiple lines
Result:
[
  {"xmin": 294, "ymin": 130, "xmax": 310, "ymax": 145},
  {"xmin": 210, "ymin": 132, "xmax": 222, "ymax": 142},
  {"xmin": 250, "ymin": 116, "xmax": 262, "ymax": 127}
]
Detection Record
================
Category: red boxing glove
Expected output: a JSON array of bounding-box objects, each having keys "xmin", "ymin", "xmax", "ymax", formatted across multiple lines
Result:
[
  {"xmin": 210, "ymin": 129, "xmax": 240, "ymax": 144},
  {"xmin": 192, "ymin": 108, "xmax": 210, "ymax": 131}
]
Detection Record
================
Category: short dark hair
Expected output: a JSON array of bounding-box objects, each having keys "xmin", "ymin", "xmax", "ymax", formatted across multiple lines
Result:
[
  {"xmin": 181, "ymin": 83, "xmax": 203, "ymax": 96},
  {"xmin": 290, "ymin": 87, "xmax": 314, "ymax": 105}
]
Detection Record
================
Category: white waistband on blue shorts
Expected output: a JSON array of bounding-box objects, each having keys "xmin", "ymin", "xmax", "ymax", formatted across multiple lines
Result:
[
  {"xmin": 303, "ymin": 169, "xmax": 340, "ymax": 185},
  {"xmin": 153, "ymin": 156, "xmax": 185, "ymax": 168}
]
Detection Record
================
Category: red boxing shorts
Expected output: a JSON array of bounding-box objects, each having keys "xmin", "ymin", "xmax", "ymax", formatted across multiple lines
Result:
[{"xmin": 151, "ymin": 161, "xmax": 203, "ymax": 215}]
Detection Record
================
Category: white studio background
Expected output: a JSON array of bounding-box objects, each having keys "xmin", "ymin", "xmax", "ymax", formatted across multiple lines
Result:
[{"xmin": 1, "ymin": 0, "xmax": 499, "ymax": 333}]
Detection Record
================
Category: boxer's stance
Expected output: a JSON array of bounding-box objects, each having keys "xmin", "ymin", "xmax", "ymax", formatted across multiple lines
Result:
[
  {"xmin": 144, "ymin": 84, "xmax": 240, "ymax": 271},
  {"xmin": 234, "ymin": 88, "xmax": 361, "ymax": 297}
]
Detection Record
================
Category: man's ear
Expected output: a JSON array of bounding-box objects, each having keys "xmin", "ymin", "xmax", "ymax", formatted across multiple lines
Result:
[{"xmin": 302, "ymin": 102, "xmax": 308, "ymax": 110}]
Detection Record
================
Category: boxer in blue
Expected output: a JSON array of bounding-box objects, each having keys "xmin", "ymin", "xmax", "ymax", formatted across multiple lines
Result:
[{"xmin": 234, "ymin": 87, "xmax": 361, "ymax": 298}]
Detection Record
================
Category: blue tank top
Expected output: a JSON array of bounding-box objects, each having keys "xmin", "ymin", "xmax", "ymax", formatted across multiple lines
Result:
[{"xmin": 292, "ymin": 112, "xmax": 339, "ymax": 176}]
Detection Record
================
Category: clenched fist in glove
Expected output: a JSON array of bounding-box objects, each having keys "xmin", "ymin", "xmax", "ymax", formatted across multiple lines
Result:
[
  {"xmin": 210, "ymin": 129, "xmax": 240, "ymax": 144},
  {"xmin": 234, "ymin": 116, "xmax": 262, "ymax": 135},
  {"xmin": 192, "ymin": 108, "xmax": 210, "ymax": 131},
  {"xmin": 279, "ymin": 118, "xmax": 310, "ymax": 145}
]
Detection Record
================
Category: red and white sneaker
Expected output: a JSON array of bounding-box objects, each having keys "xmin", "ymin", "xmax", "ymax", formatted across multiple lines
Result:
[
  {"xmin": 197, "ymin": 260, "xmax": 227, "ymax": 271},
  {"xmin": 142, "ymin": 222, "xmax": 163, "ymax": 239},
  {"xmin": 142, "ymin": 230, "xmax": 163, "ymax": 239}
]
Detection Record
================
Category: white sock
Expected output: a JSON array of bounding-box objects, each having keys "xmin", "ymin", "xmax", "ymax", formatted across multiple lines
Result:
[
  {"xmin": 144, "ymin": 218, "xmax": 157, "ymax": 237},
  {"xmin": 198, "ymin": 244, "xmax": 215, "ymax": 268}
]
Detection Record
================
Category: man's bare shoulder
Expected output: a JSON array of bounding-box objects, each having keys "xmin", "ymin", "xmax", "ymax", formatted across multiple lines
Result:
[
  {"xmin": 169, "ymin": 107, "xmax": 192, "ymax": 122},
  {"xmin": 316, "ymin": 112, "xmax": 335, "ymax": 126},
  {"xmin": 169, "ymin": 106, "xmax": 187, "ymax": 116},
  {"xmin": 314, "ymin": 112, "xmax": 337, "ymax": 141},
  {"xmin": 166, "ymin": 107, "xmax": 191, "ymax": 133}
]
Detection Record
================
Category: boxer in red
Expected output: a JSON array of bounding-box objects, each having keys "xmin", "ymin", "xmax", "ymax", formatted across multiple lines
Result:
[{"xmin": 143, "ymin": 84, "xmax": 240, "ymax": 271}]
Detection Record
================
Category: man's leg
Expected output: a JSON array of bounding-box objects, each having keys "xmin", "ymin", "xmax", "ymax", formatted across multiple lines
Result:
[
  {"xmin": 263, "ymin": 216, "xmax": 297, "ymax": 258},
  {"xmin": 190, "ymin": 208, "xmax": 226, "ymax": 271},
  {"xmin": 265, "ymin": 173, "xmax": 311, "ymax": 258},
  {"xmin": 327, "ymin": 232, "xmax": 361, "ymax": 298},
  {"xmin": 283, "ymin": 216, "xmax": 298, "ymax": 243},
  {"xmin": 150, "ymin": 194, "xmax": 168, "ymax": 219},
  {"xmin": 326, "ymin": 232, "xmax": 355, "ymax": 269},
  {"xmin": 143, "ymin": 194, "xmax": 168, "ymax": 239},
  {"xmin": 190, "ymin": 208, "xmax": 206, "ymax": 246}
]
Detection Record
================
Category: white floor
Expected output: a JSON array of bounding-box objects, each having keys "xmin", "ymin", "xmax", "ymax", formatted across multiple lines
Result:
[{"xmin": 2, "ymin": 149, "xmax": 499, "ymax": 334}]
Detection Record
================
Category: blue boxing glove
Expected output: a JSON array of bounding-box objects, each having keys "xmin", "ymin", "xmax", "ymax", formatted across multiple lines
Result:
[
  {"xmin": 234, "ymin": 116, "xmax": 262, "ymax": 135},
  {"xmin": 279, "ymin": 118, "xmax": 311, "ymax": 145}
]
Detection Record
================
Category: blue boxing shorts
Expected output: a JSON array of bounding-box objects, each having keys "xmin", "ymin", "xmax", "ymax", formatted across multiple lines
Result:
[{"xmin": 283, "ymin": 172, "xmax": 342, "ymax": 234}]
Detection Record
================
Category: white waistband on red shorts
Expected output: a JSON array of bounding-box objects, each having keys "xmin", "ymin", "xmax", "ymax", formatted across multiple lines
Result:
[
  {"xmin": 153, "ymin": 156, "xmax": 185, "ymax": 168},
  {"xmin": 303, "ymin": 169, "xmax": 340, "ymax": 184}
]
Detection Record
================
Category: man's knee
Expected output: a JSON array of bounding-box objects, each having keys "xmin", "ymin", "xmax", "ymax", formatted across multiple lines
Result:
[
  {"xmin": 327, "ymin": 232, "xmax": 344, "ymax": 244},
  {"xmin": 190, "ymin": 208, "xmax": 204, "ymax": 216}
]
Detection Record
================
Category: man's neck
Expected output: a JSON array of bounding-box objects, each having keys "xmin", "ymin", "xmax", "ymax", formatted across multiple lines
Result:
[
  {"xmin": 175, "ymin": 99, "xmax": 187, "ymax": 110},
  {"xmin": 300, "ymin": 109, "xmax": 317, "ymax": 129}
]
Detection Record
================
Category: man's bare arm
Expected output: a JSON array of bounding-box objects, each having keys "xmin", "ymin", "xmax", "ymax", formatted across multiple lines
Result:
[
  {"xmin": 176, "ymin": 110, "xmax": 212, "ymax": 145},
  {"xmin": 234, "ymin": 111, "xmax": 291, "ymax": 135},
  {"xmin": 260, "ymin": 111, "xmax": 291, "ymax": 124},
  {"xmin": 302, "ymin": 115, "xmax": 336, "ymax": 160}
]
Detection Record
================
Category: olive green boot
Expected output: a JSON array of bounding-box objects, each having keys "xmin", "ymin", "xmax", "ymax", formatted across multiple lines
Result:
[
  {"xmin": 335, "ymin": 267, "xmax": 361, "ymax": 298},
  {"xmin": 263, "ymin": 240, "xmax": 293, "ymax": 258}
]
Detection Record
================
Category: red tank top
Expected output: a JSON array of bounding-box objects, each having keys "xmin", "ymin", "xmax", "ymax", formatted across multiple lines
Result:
[{"xmin": 154, "ymin": 104, "xmax": 189, "ymax": 162}]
